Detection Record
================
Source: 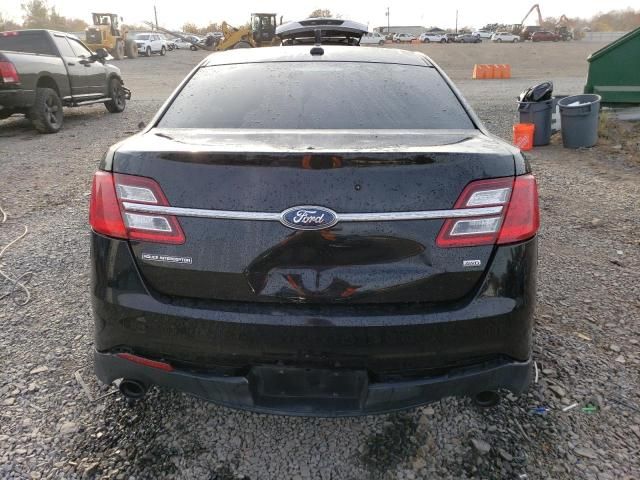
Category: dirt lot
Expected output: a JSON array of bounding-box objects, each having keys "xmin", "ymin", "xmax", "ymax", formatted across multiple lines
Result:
[{"xmin": 1, "ymin": 41, "xmax": 639, "ymax": 480}]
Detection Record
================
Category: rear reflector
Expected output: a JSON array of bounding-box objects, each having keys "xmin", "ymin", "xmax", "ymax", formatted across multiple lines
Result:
[
  {"xmin": 0, "ymin": 61, "xmax": 20, "ymax": 84},
  {"xmin": 116, "ymin": 353, "xmax": 174, "ymax": 372},
  {"xmin": 437, "ymin": 175, "xmax": 539, "ymax": 248},
  {"xmin": 89, "ymin": 171, "xmax": 185, "ymax": 244}
]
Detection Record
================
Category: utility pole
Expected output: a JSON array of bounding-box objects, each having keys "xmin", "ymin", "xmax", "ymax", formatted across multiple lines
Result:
[
  {"xmin": 154, "ymin": 4, "xmax": 159, "ymax": 31},
  {"xmin": 386, "ymin": 7, "xmax": 390, "ymax": 34},
  {"xmin": 455, "ymin": 10, "xmax": 458, "ymax": 34}
]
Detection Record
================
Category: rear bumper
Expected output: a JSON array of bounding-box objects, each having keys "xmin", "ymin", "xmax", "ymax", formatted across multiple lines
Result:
[
  {"xmin": 0, "ymin": 89, "xmax": 35, "ymax": 110},
  {"xmin": 91, "ymin": 233, "xmax": 537, "ymax": 415},
  {"xmin": 95, "ymin": 350, "xmax": 531, "ymax": 416}
]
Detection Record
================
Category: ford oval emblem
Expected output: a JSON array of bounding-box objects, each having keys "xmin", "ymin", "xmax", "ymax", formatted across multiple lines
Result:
[{"xmin": 280, "ymin": 206, "xmax": 339, "ymax": 231}]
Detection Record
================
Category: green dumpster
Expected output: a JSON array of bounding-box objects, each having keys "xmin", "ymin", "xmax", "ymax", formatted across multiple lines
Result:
[{"xmin": 584, "ymin": 27, "xmax": 640, "ymax": 104}]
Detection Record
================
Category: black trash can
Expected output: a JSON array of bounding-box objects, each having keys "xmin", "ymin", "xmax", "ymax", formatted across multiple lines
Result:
[
  {"xmin": 558, "ymin": 94, "xmax": 602, "ymax": 149},
  {"xmin": 518, "ymin": 99, "xmax": 553, "ymax": 146}
]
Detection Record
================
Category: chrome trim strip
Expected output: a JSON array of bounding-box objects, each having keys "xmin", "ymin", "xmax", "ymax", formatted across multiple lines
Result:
[
  {"xmin": 122, "ymin": 202, "xmax": 280, "ymax": 221},
  {"xmin": 122, "ymin": 202, "xmax": 503, "ymax": 222}
]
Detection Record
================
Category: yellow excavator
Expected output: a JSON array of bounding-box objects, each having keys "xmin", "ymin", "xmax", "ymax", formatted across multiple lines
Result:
[{"xmin": 85, "ymin": 13, "xmax": 138, "ymax": 59}]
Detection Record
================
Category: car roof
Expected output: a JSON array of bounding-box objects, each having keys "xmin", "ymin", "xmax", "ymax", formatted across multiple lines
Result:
[{"xmin": 202, "ymin": 45, "xmax": 433, "ymax": 67}]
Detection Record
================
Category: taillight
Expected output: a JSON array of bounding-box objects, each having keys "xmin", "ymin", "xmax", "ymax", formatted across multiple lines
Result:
[
  {"xmin": 497, "ymin": 175, "xmax": 540, "ymax": 245},
  {"xmin": 89, "ymin": 172, "xmax": 185, "ymax": 244},
  {"xmin": 436, "ymin": 175, "xmax": 539, "ymax": 248},
  {"xmin": 0, "ymin": 61, "xmax": 20, "ymax": 84}
]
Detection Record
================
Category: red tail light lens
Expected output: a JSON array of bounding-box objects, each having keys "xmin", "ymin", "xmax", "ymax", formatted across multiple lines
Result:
[
  {"xmin": 0, "ymin": 61, "xmax": 20, "ymax": 84},
  {"xmin": 89, "ymin": 172, "xmax": 185, "ymax": 244},
  {"xmin": 89, "ymin": 171, "xmax": 127, "ymax": 239},
  {"xmin": 436, "ymin": 175, "xmax": 539, "ymax": 248},
  {"xmin": 497, "ymin": 175, "xmax": 539, "ymax": 245}
]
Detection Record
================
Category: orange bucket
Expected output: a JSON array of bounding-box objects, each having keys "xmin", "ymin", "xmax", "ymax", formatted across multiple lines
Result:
[{"xmin": 513, "ymin": 123, "xmax": 535, "ymax": 151}]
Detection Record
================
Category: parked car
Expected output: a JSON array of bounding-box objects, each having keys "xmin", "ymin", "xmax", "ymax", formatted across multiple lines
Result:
[
  {"xmin": 360, "ymin": 32, "xmax": 386, "ymax": 46},
  {"xmin": 472, "ymin": 30, "xmax": 493, "ymax": 39},
  {"xmin": 531, "ymin": 30, "xmax": 560, "ymax": 42},
  {"xmin": 444, "ymin": 33, "xmax": 458, "ymax": 43},
  {"xmin": 419, "ymin": 32, "xmax": 446, "ymax": 43},
  {"xmin": 90, "ymin": 46, "xmax": 539, "ymax": 416},
  {"xmin": 134, "ymin": 32, "xmax": 167, "ymax": 56},
  {"xmin": 393, "ymin": 33, "xmax": 416, "ymax": 43},
  {"xmin": 161, "ymin": 35, "xmax": 176, "ymax": 51},
  {"xmin": 491, "ymin": 32, "xmax": 520, "ymax": 43},
  {"xmin": 0, "ymin": 29, "xmax": 130, "ymax": 133},
  {"xmin": 173, "ymin": 35, "xmax": 201, "ymax": 49},
  {"xmin": 456, "ymin": 33, "xmax": 482, "ymax": 43},
  {"xmin": 520, "ymin": 26, "xmax": 542, "ymax": 41}
]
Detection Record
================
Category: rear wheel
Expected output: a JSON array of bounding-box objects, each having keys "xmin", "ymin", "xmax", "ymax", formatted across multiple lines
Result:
[
  {"xmin": 160, "ymin": 46, "xmax": 166, "ymax": 56},
  {"xmin": 440, "ymin": 38, "xmax": 446, "ymax": 43},
  {"xmin": 424, "ymin": 38, "xmax": 430, "ymax": 43},
  {"xmin": 232, "ymin": 41, "xmax": 252, "ymax": 49},
  {"xmin": 190, "ymin": 44, "xmax": 197, "ymax": 51},
  {"xmin": 145, "ymin": 46, "xmax": 151, "ymax": 57},
  {"xmin": 104, "ymin": 78, "xmax": 126, "ymax": 113},
  {"xmin": 112, "ymin": 40, "xmax": 125, "ymax": 60},
  {"xmin": 379, "ymin": 40, "xmax": 384, "ymax": 46},
  {"xmin": 30, "ymin": 87, "xmax": 63, "ymax": 133},
  {"xmin": 513, "ymin": 38, "xmax": 519, "ymax": 43},
  {"xmin": 497, "ymin": 38, "xmax": 502, "ymax": 43},
  {"xmin": 125, "ymin": 39, "xmax": 138, "ymax": 58}
]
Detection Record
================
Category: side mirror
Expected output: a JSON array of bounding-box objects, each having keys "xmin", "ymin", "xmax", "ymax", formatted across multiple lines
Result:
[{"xmin": 95, "ymin": 48, "xmax": 109, "ymax": 59}]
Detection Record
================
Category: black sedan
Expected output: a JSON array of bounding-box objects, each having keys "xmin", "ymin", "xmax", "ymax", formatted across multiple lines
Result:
[{"xmin": 89, "ymin": 46, "xmax": 539, "ymax": 416}]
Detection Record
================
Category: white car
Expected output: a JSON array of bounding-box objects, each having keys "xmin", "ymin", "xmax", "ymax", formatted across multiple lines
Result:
[
  {"xmin": 419, "ymin": 32, "xmax": 446, "ymax": 43},
  {"xmin": 360, "ymin": 32, "xmax": 386, "ymax": 46},
  {"xmin": 472, "ymin": 30, "xmax": 494, "ymax": 39},
  {"xmin": 393, "ymin": 33, "xmax": 416, "ymax": 43},
  {"xmin": 491, "ymin": 32, "xmax": 520, "ymax": 43},
  {"xmin": 174, "ymin": 35, "xmax": 202, "ymax": 50},
  {"xmin": 134, "ymin": 33, "xmax": 168, "ymax": 57}
]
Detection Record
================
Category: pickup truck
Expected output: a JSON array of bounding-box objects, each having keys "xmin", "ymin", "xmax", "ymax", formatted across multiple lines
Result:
[{"xmin": 0, "ymin": 29, "xmax": 131, "ymax": 133}]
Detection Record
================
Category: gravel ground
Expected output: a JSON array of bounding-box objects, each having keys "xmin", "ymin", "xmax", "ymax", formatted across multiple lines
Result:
[{"xmin": 1, "ymin": 42, "xmax": 639, "ymax": 479}]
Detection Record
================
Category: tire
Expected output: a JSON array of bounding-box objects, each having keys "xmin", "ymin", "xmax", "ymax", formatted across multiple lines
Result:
[
  {"xmin": 497, "ymin": 39, "xmax": 502, "ymax": 43},
  {"xmin": 190, "ymin": 44, "xmax": 197, "ymax": 51},
  {"xmin": 125, "ymin": 39, "xmax": 138, "ymax": 58},
  {"xmin": 104, "ymin": 77, "xmax": 126, "ymax": 113},
  {"xmin": 513, "ymin": 38, "xmax": 518, "ymax": 43},
  {"xmin": 424, "ymin": 38, "xmax": 430, "ymax": 43},
  {"xmin": 0, "ymin": 109, "xmax": 14, "ymax": 120},
  {"xmin": 29, "ymin": 88, "xmax": 63, "ymax": 133},
  {"xmin": 440, "ymin": 38, "xmax": 446, "ymax": 43},
  {"xmin": 145, "ymin": 46, "xmax": 151, "ymax": 57},
  {"xmin": 160, "ymin": 46, "xmax": 166, "ymax": 56},
  {"xmin": 379, "ymin": 40, "xmax": 384, "ymax": 46},
  {"xmin": 232, "ymin": 41, "xmax": 252, "ymax": 49},
  {"xmin": 112, "ymin": 40, "xmax": 124, "ymax": 60}
]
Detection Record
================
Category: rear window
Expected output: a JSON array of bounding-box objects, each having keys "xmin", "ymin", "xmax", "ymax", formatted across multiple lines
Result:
[
  {"xmin": 158, "ymin": 62, "xmax": 475, "ymax": 129},
  {"xmin": 0, "ymin": 31, "xmax": 55, "ymax": 55}
]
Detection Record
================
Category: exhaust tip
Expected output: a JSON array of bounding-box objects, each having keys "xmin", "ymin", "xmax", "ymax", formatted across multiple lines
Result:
[
  {"xmin": 473, "ymin": 390, "xmax": 500, "ymax": 408},
  {"xmin": 119, "ymin": 379, "xmax": 148, "ymax": 400}
]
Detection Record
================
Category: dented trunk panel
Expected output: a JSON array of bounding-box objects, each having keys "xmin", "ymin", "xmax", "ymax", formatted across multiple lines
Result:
[{"xmin": 111, "ymin": 129, "xmax": 516, "ymax": 304}]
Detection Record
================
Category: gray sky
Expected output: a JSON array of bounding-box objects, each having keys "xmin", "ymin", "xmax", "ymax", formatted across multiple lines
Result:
[{"xmin": 2, "ymin": 0, "xmax": 637, "ymax": 30}]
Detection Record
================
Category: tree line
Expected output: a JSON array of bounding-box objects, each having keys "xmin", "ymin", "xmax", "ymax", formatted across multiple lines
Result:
[
  {"xmin": 2, "ymin": 4, "xmax": 638, "ymax": 35},
  {"xmin": 1, "ymin": 1, "xmax": 87, "ymax": 32}
]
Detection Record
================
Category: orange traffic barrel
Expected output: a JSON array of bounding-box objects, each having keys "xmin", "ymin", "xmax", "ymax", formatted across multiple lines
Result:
[
  {"xmin": 513, "ymin": 123, "xmax": 535, "ymax": 150},
  {"xmin": 472, "ymin": 64, "xmax": 488, "ymax": 79}
]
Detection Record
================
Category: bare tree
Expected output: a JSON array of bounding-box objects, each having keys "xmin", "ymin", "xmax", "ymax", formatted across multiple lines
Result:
[
  {"xmin": 0, "ymin": 12, "xmax": 22, "ymax": 31},
  {"xmin": 21, "ymin": 0, "xmax": 49, "ymax": 28}
]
